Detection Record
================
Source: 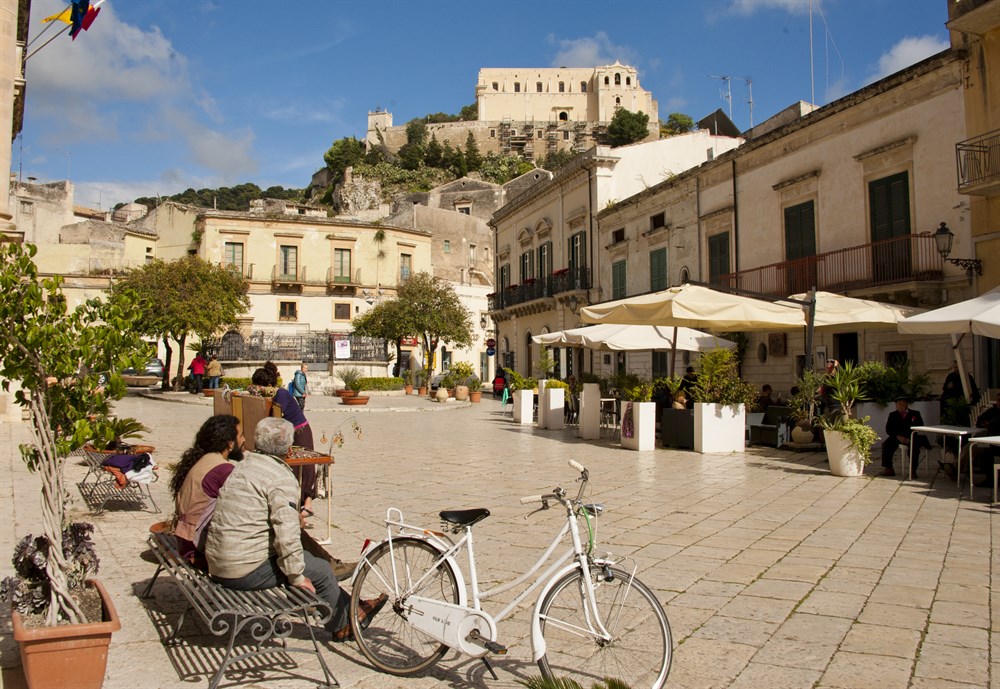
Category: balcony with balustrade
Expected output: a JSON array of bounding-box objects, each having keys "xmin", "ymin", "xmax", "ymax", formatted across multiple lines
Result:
[
  {"xmin": 719, "ymin": 234, "xmax": 944, "ymax": 299},
  {"xmin": 956, "ymin": 128, "xmax": 1000, "ymax": 197},
  {"xmin": 488, "ymin": 266, "xmax": 590, "ymax": 316},
  {"xmin": 327, "ymin": 266, "xmax": 361, "ymax": 292},
  {"xmin": 220, "ymin": 262, "xmax": 254, "ymax": 280},
  {"xmin": 271, "ymin": 264, "xmax": 306, "ymax": 290}
]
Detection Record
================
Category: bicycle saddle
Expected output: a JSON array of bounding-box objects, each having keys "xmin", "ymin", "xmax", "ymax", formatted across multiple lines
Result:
[{"xmin": 439, "ymin": 508, "xmax": 490, "ymax": 527}]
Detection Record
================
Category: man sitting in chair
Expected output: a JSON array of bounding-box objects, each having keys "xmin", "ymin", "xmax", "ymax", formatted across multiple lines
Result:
[{"xmin": 880, "ymin": 396, "xmax": 932, "ymax": 478}]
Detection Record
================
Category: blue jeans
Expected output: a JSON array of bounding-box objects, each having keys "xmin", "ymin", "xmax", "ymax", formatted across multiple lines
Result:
[
  {"xmin": 212, "ymin": 551, "xmax": 350, "ymax": 634},
  {"xmin": 208, "ymin": 376, "xmax": 220, "ymax": 389}
]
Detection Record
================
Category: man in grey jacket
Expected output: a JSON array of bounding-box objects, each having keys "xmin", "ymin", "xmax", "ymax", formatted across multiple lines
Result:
[{"xmin": 206, "ymin": 417, "xmax": 385, "ymax": 640}]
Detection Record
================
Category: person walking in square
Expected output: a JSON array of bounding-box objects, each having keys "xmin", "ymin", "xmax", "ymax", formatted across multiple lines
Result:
[
  {"xmin": 206, "ymin": 355, "xmax": 223, "ymax": 390},
  {"xmin": 292, "ymin": 363, "xmax": 308, "ymax": 411},
  {"xmin": 188, "ymin": 351, "xmax": 207, "ymax": 393}
]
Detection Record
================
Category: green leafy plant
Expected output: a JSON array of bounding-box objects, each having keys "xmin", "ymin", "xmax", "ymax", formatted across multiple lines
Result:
[
  {"xmin": 817, "ymin": 361, "xmax": 879, "ymax": 459},
  {"xmin": 220, "ymin": 376, "xmax": 252, "ymax": 390},
  {"xmin": 355, "ymin": 377, "xmax": 405, "ymax": 391},
  {"xmin": 337, "ymin": 366, "xmax": 364, "ymax": 391},
  {"xmin": 544, "ymin": 379, "xmax": 569, "ymax": 391},
  {"xmin": 618, "ymin": 374, "xmax": 653, "ymax": 402},
  {"xmin": 653, "ymin": 375, "xmax": 684, "ymax": 398},
  {"xmin": 450, "ymin": 361, "xmax": 475, "ymax": 384},
  {"xmin": 89, "ymin": 417, "xmax": 151, "ymax": 451},
  {"xmin": 1, "ymin": 524, "xmax": 99, "ymax": 617},
  {"xmin": 690, "ymin": 348, "xmax": 758, "ymax": 408},
  {"xmin": 467, "ymin": 375, "xmax": 481, "ymax": 390},
  {"xmin": 506, "ymin": 370, "xmax": 538, "ymax": 392},
  {"xmin": 534, "ymin": 346, "xmax": 556, "ymax": 378},
  {"xmin": 789, "ymin": 368, "xmax": 825, "ymax": 427}
]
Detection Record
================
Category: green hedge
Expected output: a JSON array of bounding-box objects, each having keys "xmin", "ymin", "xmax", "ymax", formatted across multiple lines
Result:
[
  {"xmin": 357, "ymin": 376, "xmax": 406, "ymax": 391},
  {"xmin": 221, "ymin": 377, "xmax": 252, "ymax": 390}
]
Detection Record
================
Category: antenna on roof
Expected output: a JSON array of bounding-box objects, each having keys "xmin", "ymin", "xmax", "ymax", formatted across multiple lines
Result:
[
  {"xmin": 741, "ymin": 76, "xmax": 754, "ymax": 128},
  {"xmin": 709, "ymin": 75, "xmax": 732, "ymax": 120}
]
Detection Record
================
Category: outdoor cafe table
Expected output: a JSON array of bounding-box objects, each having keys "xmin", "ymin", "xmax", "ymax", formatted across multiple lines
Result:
[
  {"xmin": 285, "ymin": 448, "xmax": 335, "ymax": 544},
  {"xmin": 966, "ymin": 435, "xmax": 1000, "ymax": 503},
  {"xmin": 909, "ymin": 425, "xmax": 979, "ymax": 497}
]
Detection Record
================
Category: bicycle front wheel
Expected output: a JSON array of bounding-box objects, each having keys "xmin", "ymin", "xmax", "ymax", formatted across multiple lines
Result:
[
  {"xmin": 537, "ymin": 564, "xmax": 672, "ymax": 689},
  {"xmin": 351, "ymin": 537, "xmax": 459, "ymax": 676}
]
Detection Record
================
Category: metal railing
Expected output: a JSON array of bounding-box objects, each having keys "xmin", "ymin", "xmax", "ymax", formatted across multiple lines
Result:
[
  {"xmin": 218, "ymin": 331, "xmax": 388, "ymax": 363},
  {"xmin": 489, "ymin": 267, "xmax": 590, "ymax": 310},
  {"xmin": 719, "ymin": 234, "xmax": 943, "ymax": 297},
  {"xmin": 326, "ymin": 266, "xmax": 361, "ymax": 287},
  {"xmin": 221, "ymin": 262, "xmax": 254, "ymax": 279},
  {"xmin": 271, "ymin": 264, "xmax": 306, "ymax": 285},
  {"xmin": 86, "ymin": 258, "xmax": 142, "ymax": 276},
  {"xmin": 956, "ymin": 128, "xmax": 1000, "ymax": 192}
]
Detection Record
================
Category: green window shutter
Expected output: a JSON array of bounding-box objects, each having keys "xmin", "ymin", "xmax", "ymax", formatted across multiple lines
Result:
[
  {"xmin": 708, "ymin": 233, "xmax": 730, "ymax": 285},
  {"xmin": 649, "ymin": 247, "xmax": 667, "ymax": 292},
  {"xmin": 869, "ymin": 172, "xmax": 910, "ymax": 242},
  {"xmin": 784, "ymin": 201, "xmax": 816, "ymax": 261},
  {"xmin": 612, "ymin": 260, "xmax": 627, "ymax": 299}
]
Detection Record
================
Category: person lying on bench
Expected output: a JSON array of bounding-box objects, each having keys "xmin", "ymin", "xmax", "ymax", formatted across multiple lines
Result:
[{"xmin": 206, "ymin": 417, "xmax": 386, "ymax": 641}]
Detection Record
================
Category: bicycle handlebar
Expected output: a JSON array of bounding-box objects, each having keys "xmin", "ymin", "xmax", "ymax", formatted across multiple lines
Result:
[
  {"xmin": 520, "ymin": 493, "xmax": 557, "ymax": 505},
  {"xmin": 568, "ymin": 459, "xmax": 585, "ymax": 473}
]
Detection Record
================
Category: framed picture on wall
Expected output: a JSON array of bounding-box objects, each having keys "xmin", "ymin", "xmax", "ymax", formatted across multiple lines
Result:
[{"xmin": 768, "ymin": 333, "xmax": 787, "ymax": 357}]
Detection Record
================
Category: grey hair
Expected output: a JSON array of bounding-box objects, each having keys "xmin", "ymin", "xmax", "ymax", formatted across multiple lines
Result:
[{"xmin": 255, "ymin": 417, "xmax": 295, "ymax": 456}]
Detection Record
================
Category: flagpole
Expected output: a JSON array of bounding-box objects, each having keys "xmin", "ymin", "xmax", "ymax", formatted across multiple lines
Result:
[
  {"xmin": 24, "ymin": 24, "xmax": 70, "ymax": 61},
  {"xmin": 26, "ymin": 19, "xmax": 60, "ymax": 48}
]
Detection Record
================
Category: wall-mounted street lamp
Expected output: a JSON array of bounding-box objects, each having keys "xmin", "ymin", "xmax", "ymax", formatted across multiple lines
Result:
[
  {"xmin": 933, "ymin": 222, "xmax": 982, "ymax": 278},
  {"xmin": 480, "ymin": 314, "xmax": 488, "ymax": 330}
]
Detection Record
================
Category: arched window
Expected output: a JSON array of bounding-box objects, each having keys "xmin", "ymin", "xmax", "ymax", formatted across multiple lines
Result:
[
  {"xmin": 536, "ymin": 82, "xmax": 543, "ymax": 92},
  {"xmin": 558, "ymin": 81, "xmax": 565, "ymax": 93},
  {"xmin": 492, "ymin": 82, "xmax": 498, "ymax": 91},
  {"xmin": 514, "ymin": 82, "xmax": 521, "ymax": 93},
  {"xmin": 581, "ymin": 82, "xmax": 587, "ymax": 93},
  {"xmin": 614, "ymin": 73, "xmax": 621, "ymax": 85},
  {"xmin": 615, "ymin": 97, "xmax": 621, "ymax": 106},
  {"xmin": 604, "ymin": 76, "xmax": 609, "ymax": 85},
  {"xmin": 626, "ymin": 76, "xmax": 631, "ymax": 86},
  {"xmin": 559, "ymin": 111, "xmax": 568, "ymax": 121}
]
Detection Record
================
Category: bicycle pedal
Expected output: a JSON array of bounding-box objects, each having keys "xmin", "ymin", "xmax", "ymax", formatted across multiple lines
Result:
[{"xmin": 483, "ymin": 639, "xmax": 508, "ymax": 655}]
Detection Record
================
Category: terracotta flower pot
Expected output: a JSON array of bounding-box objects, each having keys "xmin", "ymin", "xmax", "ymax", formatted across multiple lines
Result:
[
  {"xmin": 341, "ymin": 396, "xmax": 369, "ymax": 406},
  {"xmin": 469, "ymin": 390, "xmax": 482, "ymax": 403},
  {"xmin": 404, "ymin": 385, "xmax": 413, "ymax": 395},
  {"xmin": 336, "ymin": 389, "xmax": 357, "ymax": 399},
  {"xmin": 418, "ymin": 386, "xmax": 427, "ymax": 396},
  {"xmin": 12, "ymin": 579, "xmax": 121, "ymax": 689},
  {"xmin": 202, "ymin": 389, "xmax": 215, "ymax": 397}
]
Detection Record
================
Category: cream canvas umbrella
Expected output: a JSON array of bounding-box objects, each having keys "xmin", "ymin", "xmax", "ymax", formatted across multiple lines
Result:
[
  {"xmin": 532, "ymin": 324, "xmax": 735, "ymax": 352},
  {"xmin": 579, "ymin": 284, "xmax": 807, "ymax": 331},
  {"xmin": 897, "ymin": 286, "xmax": 1000, "ymax": 400},
  {"xmin": 788, "ymin": 291, "xmax": 924, "ymax": 331}
]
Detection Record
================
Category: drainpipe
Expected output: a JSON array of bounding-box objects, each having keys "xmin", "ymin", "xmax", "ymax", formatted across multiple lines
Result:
[
  {"xmin": 731, "ymin": 158, "xmax": 740, "ymax": 273},
  {"xmin": 587, "ymin": 164, "xmax": 595, "ymax": 300}
]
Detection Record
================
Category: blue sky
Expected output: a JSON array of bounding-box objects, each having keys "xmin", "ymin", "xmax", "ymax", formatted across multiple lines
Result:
[{"xmin": 16, "ymin": 0, "xmax": 951, "ymax": 210}]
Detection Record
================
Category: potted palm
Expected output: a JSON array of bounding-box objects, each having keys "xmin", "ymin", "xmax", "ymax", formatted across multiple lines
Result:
[
  {"xmin": 342, "ymin": 376, "xmax": 370, "ymax": 406},
  {"xmin": 336, "ymin": 366, "xmax": 363, "ymax": 399},
  {"xmin": 0, "ymin": 241, "xmax": 146, "ymax": 688},
  {"xmin": 691, "ymin": 348, "xmax": 758, "ymax": 454},
  {"xmin": 619, "ymin": 375, "xmax": 656, "ymax": 451},
  {"xmin": 404, "ymin": 368, "xmax": 414, "ymax": 395},
  {"xmin": 819, "ymin": 361, "xmax": 880, "ymax": 477}
]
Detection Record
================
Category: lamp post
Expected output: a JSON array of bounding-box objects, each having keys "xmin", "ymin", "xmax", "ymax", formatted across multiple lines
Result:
[{"xmin": 933, "ymin": 222, "xmax": 982, "ymax": 278}]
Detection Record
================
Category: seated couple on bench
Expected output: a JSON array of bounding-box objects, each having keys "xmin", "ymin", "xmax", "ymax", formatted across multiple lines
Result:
[{"xmin": 169, "ymin": 414, "xmax": 386, "ymax": 642}]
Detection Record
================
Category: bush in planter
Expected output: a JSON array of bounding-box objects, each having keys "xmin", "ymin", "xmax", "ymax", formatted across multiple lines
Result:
[
  {"xmin": 220, "ymin": 376, "xmax": 252, "ymax": 390},
  {"xmin": 337, "ymin": 366, "xmax": 364, "ymax": 391},
  {"xmin": 0, "ymin": 241, "xmax": 146, "ymax": 624},
  {"xmin": 690, "ymin": 348, "xmax": 757, "ymax": 408},
  {"xmin": 817, "ymin": 361, "xmax": 879, "ymax": 459},
  {"xmin": 789, "ymin": 368, "xmax": 825, "ymax": 429},
  {"xmin": 450, "ymin": 361, "xmax": 475, "ymax": 384},
  {"xmin": 619, "ymin": 376, "xmax": 653, "ymax": 403},
  {"xmin": 1, "ymin": 524, "xmax": 99, "ymax": 617},
  {"xmin": 355, "ymin": 376, "xmax": 405, "ymax": 391},
  {"xmin": 506, "ymin": 370, "xmax": 538, "ymax": 392}
]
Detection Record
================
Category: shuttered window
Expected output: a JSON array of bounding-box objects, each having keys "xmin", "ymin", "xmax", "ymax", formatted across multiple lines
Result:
[
  {"xmin": 612, "ymin": 260, "xmax": 627, "ymax": 299},
  {"xmin": 869, "ymin": 172, "xmax": 910, "ymax": 241},
  {"xmin": 784, "ymin": 201, "xmax": 816, "ymax": 260},
  {"xmin": 708, "ymin": 233, "xmax": 730, "ymax": 286},
  {"xmin": 649, "ymin": 247, "xmax": 668, "ymax": 292}
]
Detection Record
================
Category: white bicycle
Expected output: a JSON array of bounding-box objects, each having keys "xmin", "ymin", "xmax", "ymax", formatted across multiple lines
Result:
[{"xmin": 349, "ymin": 460, "xmax": 672, "ymax": 688}]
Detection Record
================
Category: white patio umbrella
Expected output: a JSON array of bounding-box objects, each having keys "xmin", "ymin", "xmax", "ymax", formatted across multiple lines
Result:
[
  {"xmin": 897, "ymin": 286, "xmax": 1000, "ymax": 400},
  {"xmin": 788, "ymin": 291, "xmax": 925, "ymax": 331},
  {"xmin": 533, "ymin": 324, "xmax": 735, "ymax": 352}
]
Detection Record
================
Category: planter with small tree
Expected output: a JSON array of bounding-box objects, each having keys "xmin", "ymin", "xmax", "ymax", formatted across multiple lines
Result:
[
  {"xmin": 820, "ymin": 361, "xmax": 880, "ymax": 476},
  {"xmin": 451, "ymin": 362, "xmax": 475, "ymax": 402},
  {"xmin": 619, "ymin": 375, "xmax": 656, "ymax": 451},
  {"xmin": 467, "ymin": 376, "xmax": 482, "ymax": 403},
  {"xmin": 336, "ymin": 366, "xmax": 363, "ymax": 400},
  {"xmin": 507, "ymin": 370, "xmax": 537, "ymax": 425},
  {"xmin": 343, "ymin": 374, "xmax": 370, "ymax": 406},
  {"xmin": 539, "ymin": 379, "xmax": 568, "ymax": 430},
  {"xmin": 788, "ymin": 368, "xmax": 825, "ymax": 445},
  {"xmin": 691, "ymin": 348, "xmax": 758, "ymax": 454},
  {"xmin": 0, "ymin": 241, "xmax": 147, "ymax": 688}
]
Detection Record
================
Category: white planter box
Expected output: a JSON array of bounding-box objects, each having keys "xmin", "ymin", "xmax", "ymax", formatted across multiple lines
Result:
[
  {"xmin": 512, "ymin": 390, "xmax": 534, "ymax": 425},
  {"xmin": 620, "ymin": 401, "xmax": 656, "ymax": 451},
  {"xmin": 540, "ymin": 387, "xmax": 565, "ymax": 430},
  {"xmin": 693, "ymin": 403, "xmax": 746, "ymax": 454},
  {"xmin": 824, "ymin": 429, "xmax": 866, "ymax": 477},
  {"xmin": 579, "ymin": 383, "xmax": 601, "ymax": 440},
  {"xmin": 857, "ymin": 401, "xmax": 940, "ymax": 448},
  {"xmin": 536, "ymin": 379, "xmax": 549, "ymax": 428}
]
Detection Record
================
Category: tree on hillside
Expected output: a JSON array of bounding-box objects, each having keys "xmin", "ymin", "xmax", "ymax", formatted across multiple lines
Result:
[
  {"xmin": 479, "ymin": 153, "xmax": 534, "ymax": 184},
  {"xmin": 323, "ymin": 137, "xmax": 366, "ymax": 184},
  {"xmin": 108, "ymin": 257, "xmax": 250, "ymax": 390},
  {"xmin": 405, "ymin": 120, "xmax": 428, "ymax": 146},
  {"xmin": 352, "ymin": 272, "xmax": 472, "ymax": 381},
  {"xmin": 606, "ymin": 108, "xmax": 651, "ymax": 147},
  {"xmin": 660, "ymin": 112, "xmax": 695, "ymax": 137},
  {"xmin": 464, "ymin": 132, "xmax": 482, "ymax": 172},
  {"xmin": 459, "ymin": 102, "xmax": 478, "ymax": 121},
  {"xmin": 425, "ymin": 134, "xmax": 444, "ymax": 168},
  {"xmin": 538, "ymin": 149, "xmax": 578, "ymax": 172}
]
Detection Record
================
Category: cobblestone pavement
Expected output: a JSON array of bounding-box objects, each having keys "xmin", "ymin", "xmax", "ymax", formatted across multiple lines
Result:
[{"xmin": 1, "ymin": 391, "xmax": 998, "ymax": 689}]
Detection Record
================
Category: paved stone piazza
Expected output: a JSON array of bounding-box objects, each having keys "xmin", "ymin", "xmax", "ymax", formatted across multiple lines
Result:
[{"xmin": 1, "ymin": 391, "xmax": 998, "ymax": 689}]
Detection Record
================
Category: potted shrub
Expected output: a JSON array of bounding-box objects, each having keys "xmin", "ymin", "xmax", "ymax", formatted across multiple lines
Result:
[
  {"xmin": 404, "ymin": 368, "xmax": 415, "ymax": 395},
  {"xmin": 336, "ymin": 366, "xmax": 363, "ymax": 399},
  {"xmin": 539, "ymin": 379, "xmax": 568, "ymax": 430},
  {"xmin": 856, "ymin": 361, "xmax": 938, "ymax": 447},
  {"xmin": 507, "ymin": 370, "xmax": 537, "ymax": 425},
  {"xmin": 691, "ymin": 348, "xmax": 758, "ymax": 454},
  {"xmin": 451, "ymin": 362, "xmax": 475, "ymax": 402},
  {"xmin": 0, "ymin": 241, "xmax": 145, "ymax": 687},
  {"xmin": 467, "ymin": 375, "xmax": 482, "ymax": 403},
  {"xmin": 342, "ymin": 376, "xmax": 370, "ymax": 406},
  {"xmin": 788, "ymin": 368, "xmax": 824, "ymax": 444},
  {"xmin": 819, "ymin": 361, "xmax": 880, "ymax": 477},
  {"xmin": 86, "ymin": 416, "xmax": 152, "ymax": 453},
  {"xmin": 619, "ymin": 375, "xmax": 656, "ymax": 451}
]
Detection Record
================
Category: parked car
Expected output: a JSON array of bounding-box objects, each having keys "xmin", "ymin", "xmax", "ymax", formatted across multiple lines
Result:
[{"xmin": 121, "ymin": 358, "xmax": 165, "ymax": 377}]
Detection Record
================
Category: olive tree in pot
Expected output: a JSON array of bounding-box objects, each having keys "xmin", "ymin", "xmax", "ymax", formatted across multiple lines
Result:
[
  {"xmin": 788, "ymin": 368, "xmax": 825, "ymax": 444},
  {"xmin": 819, "ymin": 361, "xmax": 880, "ymax": 477},
  {"xmin": 691, "ymin": 348, "xmax": 758, "ymax": 454},
  {"xmin": 0, "ymin": 241, "xmax": 147, "ymax": 688}
]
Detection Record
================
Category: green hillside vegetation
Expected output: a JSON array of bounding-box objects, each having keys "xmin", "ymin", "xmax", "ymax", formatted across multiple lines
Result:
[{"xmin": 128, "ymin": 183, "xmax": 304, "ymax": 212}]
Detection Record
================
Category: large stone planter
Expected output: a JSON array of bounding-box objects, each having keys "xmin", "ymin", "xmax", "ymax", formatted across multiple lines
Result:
[
  {"xmin": 578, "ymin": 383, "xmax": 601, "ymax": 440},
  {"xmin": 857, "ymin": 401, "xmax": 940, "ymax": 448},
  {"xmin": 12, "ymin": 579, "xmax": 121, "ymax": 689},
  {"xmin": 539, "ymin": 386, "xmax": 564, "ymax": 430},
  {"xmin": 455, "ymin": 384, "xmax": 470, "ymax": 402},
  {"xmin": 824, "ymin": 429, "xmax": 866, "ymax": 477},
  {"xmin": 512, "ymin": 390, "xmax": 534, "ymax": 425},
  {"xmin": 434, "ymin": 387, "xmax": 449, "ymax": 403},
  {"xmin": 621, "ymin": 401, "xmax": 656, "ymax": 451},
  {"xmin": 693, "ymin": 402, "xmax": 746, "ymax": 454}
]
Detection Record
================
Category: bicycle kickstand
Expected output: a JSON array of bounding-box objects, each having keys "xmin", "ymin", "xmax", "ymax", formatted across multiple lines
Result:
[{"xmin": 480, "ymin": 656, "xmax": 499, "ymax": 681}]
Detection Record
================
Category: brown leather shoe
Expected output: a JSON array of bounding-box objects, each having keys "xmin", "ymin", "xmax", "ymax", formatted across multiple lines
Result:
[{"xmin": 331, "ymin": 593, "xmax": 388, "ymax": 642}]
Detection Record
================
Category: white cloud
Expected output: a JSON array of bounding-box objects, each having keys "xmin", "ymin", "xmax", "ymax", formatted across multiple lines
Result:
[
  {"xmin": 823, "ymin": 76, "xmax": 852, "ymax": 103},
  {"xmin": 260, "ymin": 98, "xmax": 349, "ymax": 125},
  {"xmin": 728, "ymin": 0, "xmax": 812, "ymax": 15},
  {"xmin": 868, "ymin": 35, "xmax": 950, "ymax": 82},
  {"xmin": 546, "ymin": 32, "xmax": 638, "ymax": 68},
  {"xmin": 163, "ymin": 109, "xmax": 257, "ymax": 179}
]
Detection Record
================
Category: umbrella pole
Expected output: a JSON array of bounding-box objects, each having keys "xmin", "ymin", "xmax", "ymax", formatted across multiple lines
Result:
[
  {"xmin": 670, "ymin": 326, "xmax": 678, "ymax": 376},
  {"xmin": 804, "ymin": 288, "xmax": 817, "ymax": 371},
  {"xmin": 951, "ymin": 333, "xmax": 973, "ymax": 402}
]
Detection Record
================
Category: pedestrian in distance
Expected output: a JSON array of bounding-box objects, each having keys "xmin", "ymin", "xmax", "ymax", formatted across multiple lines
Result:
[{"xmin": 206, "ymin": 355, "xmax": 223, "ymax": 390}]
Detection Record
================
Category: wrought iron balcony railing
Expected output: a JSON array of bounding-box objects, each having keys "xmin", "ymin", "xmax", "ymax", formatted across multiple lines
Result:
[
  {"xmin": 719, "ymin": 234, "xmax": 943, "ymax": 298},
  {"xmin": 489, "ymin": 267, "xmax": 590, "ymax": 310},
  {"xmin": 271, "ymin": 264, "xmax": 306, "ymax": 286},
  {"xmin": 956, "ymin": 128, "xmax": 1000, "ymax": 195}
]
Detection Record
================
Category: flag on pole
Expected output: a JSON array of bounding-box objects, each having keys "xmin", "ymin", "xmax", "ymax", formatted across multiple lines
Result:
[
  {"xmin": 69, "ymin": 0, "xmax": 101, "ymax": 40},
  {"xmin": 42, "ymin": 6, "xmax": 73, "ymax": 24}
]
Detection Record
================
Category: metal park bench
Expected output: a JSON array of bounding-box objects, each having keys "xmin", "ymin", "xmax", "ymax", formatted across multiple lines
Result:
[
  {"xmin": 78, "ymin": 446, "xmax": 161, "ymax": 515},
  {"xmin": 140, "ymin": 532, "xmax": 337, "ymax": 689}
]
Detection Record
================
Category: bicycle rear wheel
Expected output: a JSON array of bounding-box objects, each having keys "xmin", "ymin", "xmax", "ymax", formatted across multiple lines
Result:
[
  {"xmin": 537, "ymin": 564, "xmax": 672, "ymax": 689},
  {"xmin": 351, "ymin": 537, "xmax": 459, "ymax": 676}
]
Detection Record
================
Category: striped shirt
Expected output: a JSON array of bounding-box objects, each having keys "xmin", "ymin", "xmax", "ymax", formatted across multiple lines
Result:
[{"xmin": 205, "ymin": 451, "xmax": 304, "ymax": 584}]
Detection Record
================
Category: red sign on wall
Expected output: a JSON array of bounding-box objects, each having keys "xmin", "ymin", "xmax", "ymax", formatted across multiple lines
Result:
[{"xmin": 400, "ymin": 336, "xmax": 419, "ymax": 347}]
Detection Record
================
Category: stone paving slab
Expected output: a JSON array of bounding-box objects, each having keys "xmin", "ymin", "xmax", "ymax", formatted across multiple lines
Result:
[{"xmin": 1, "ymin": 393, "xmax": 997, "ymax": 689}]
